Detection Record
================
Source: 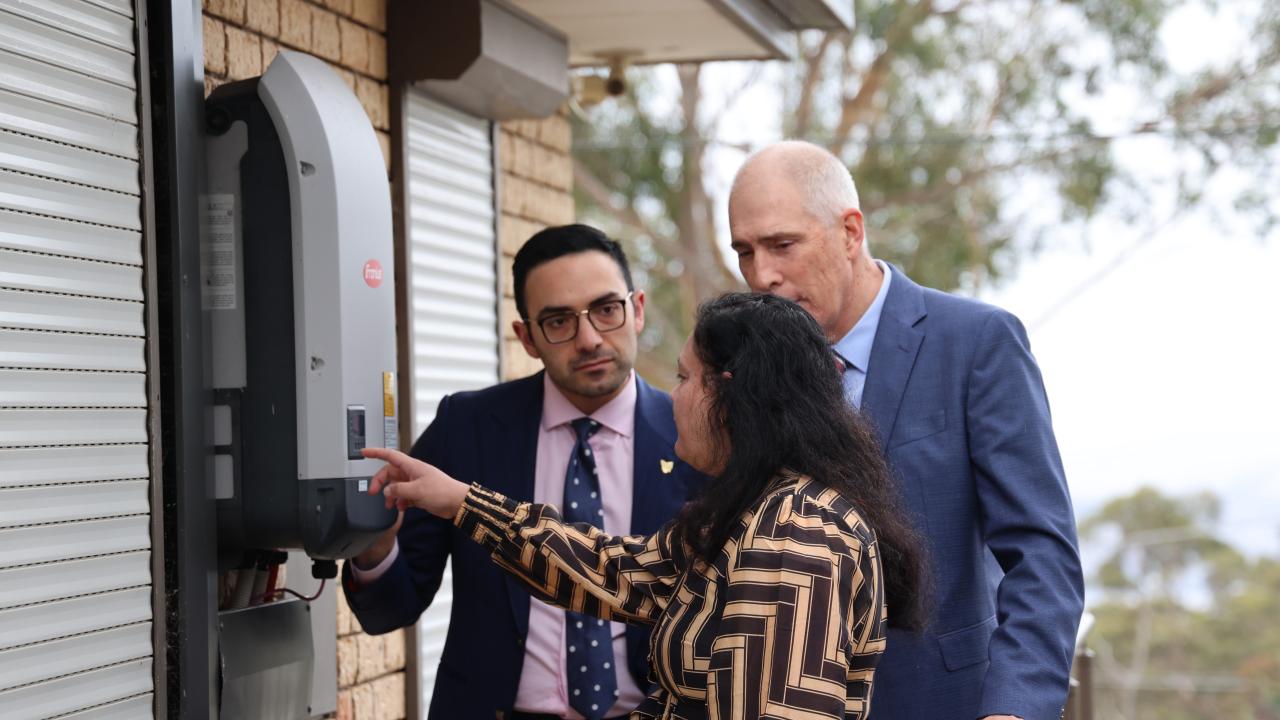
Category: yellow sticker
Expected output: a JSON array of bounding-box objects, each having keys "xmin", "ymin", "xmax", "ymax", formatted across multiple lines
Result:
[
  {"xmin": 382, "ymin": 371, "xmax": 396, "ymax": 417},
  {"xmin": 660, "ymin": 459, "xmax": 674, "ymax": 475}
]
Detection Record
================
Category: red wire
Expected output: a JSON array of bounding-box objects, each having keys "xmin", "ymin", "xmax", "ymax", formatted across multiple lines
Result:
[{"xmin": 251, "ymin": 578, "xmax": 326, "ymax": 604}]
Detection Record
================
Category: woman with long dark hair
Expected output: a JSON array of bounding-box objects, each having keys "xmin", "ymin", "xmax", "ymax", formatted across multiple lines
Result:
[{"xmin": 364, "ymin": 293, "xmax": 927, "ymax": 719}]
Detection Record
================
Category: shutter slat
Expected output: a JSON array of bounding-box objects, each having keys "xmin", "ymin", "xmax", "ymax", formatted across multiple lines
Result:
[
  {"xmin": 0, "ymin": 207, "xmax": 142, "ymax": 264},
  {"xmin": 0, "ymin": 288, "xmax": 143, "ymax": 336},
  {"xmin": 0, "ymin": 330, "xmax": 144, "ymax": 372},
  {"xmin": 0, "ymin": 444, "xmax": 148, "ymax": 489},
  {"xmin": 0, "ymin": 88, "xmax": 137, "ymax": 159},
  {"xmin": 0, "ymin": 658, "xmax": 151, "ymax": 720},
  {"xmin": 0, "ymin": 248, "xmax": 143, "ymax": 301},
  {"xmin": 59, "ymin": 693, "xmax": 154, "ymax": 720},
  {"xmin": 0, "ymin": 516, "xmax": 150, "ymax": 569},
  {"xmin": 0, "ymin": 170, "xmax": 141, "ymax": 232},
  {"xmin": 0, "ymin": 130, "xmax": 139, "ymax": 196},
  {"xmin": 0, "ymin": 481, "xmax": 149, "ymax": 529},
  {"xmin": 0, "ymin": 586, "xmax": 150, "ymax": 649},
  {"xmin": 0, "ymin": 369, "xmax": 145, "ymax": 408},
  {"xmin": 0, "ymin": 623, "xmax": 151, "ymax": 693},
  {"xmin": 0, "ymin": 0, "xmax": 136, "ymax": 54},
  {"xmin": 0, "ymin": 8, "xmax": 135, "ymax": 88},
  {"xmin": 0, "ymin": 49, "xmax": 135, "ymax": 124},
  {"xmin": 0, "ymin": 553, "xmax": 150, "ymax": 612},
  {"xmin": 0, "ymin": 408, "xmax": 147, "ymax": 448}
]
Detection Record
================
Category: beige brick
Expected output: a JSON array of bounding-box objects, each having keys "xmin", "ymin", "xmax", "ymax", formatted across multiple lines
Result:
[
  {"xmin": 339, "ymin": 18, "xmax": 369, "ymax": 73},
  {"xmin": 319, "ymin": 0, "xmax": 354, "ymax": 15},
  {"xmin": 538, "ymin": 114, "xmax": 572, "ymax": 153},
  {"xmin": 261, "ymin": 37, "xmax": 281, "ymax": 70},
  {"xmin": 509, "ymin": 134, "xmax": 537, "ymax": 180},
  {"xmin": 532, "ymin": 144, "xmax": 573, "ymax": 191},
  {"xmin": 383, "ymin": 628, "xmax": 405, "ymax": 671},
  {"xmin": 203, "ymin": 74, "xmax": 226, "ymax": 99},
  {"xmin": 337, "ymin": 635, "xmax": 359, "ymax": 687},
  {"xmin": 501, "ymin": 295, "xmax": 521, "ymax": 327},
  {"xmin": 341, "ymin": 635, "xmax": 364, "ymax": 686},
  {"xmin": 376, "ymin": 130, "xmax": 391, "ymax": 174},
  {"xmin": 504, "ymin": 339, "xmax": 543, "ymax": 381},
  {"xmin": 355, "ymin": 76, "xmax": 388, "ymax": 130},
  {"xmin": 500, "ymin": 173, "xmax": 528, "ymax": 216},
  {"xmin": 353, "ymin": 0, "xmax": 386, "ymax": 31},
  {"xmin": 367, "ymin": 30, "xmax": 387, "ymax": 80},
  {"xmin": 313, "ymin": 8, "xmax": 342, "ymax": 62},
  {"xmin": 500, "ymin": 214, "xmax": 544, "ymax": 256},
  {"xmin": 336, "ymin": 584, "xmax": 354, "ymax": 635},
  {"xmin": 372, "ymin": 673, "xmax": 406, "ymax": 720},
  {"xmin": 501, "ymin": 266, "xmax": 516, "ymax": 301},
  {"xmin": 356, "ymin": 632, "xmax": 386, "ymax": 681},
  {"xmin": 245, "ymin": 0, "xmax": 279, "ymax": 36},
  {"xmin": 336, "ymin": 690, "xmax": 354, "ymax": 720},
  {"xmin": 334, "ymin": 65, "xmax": 357, "ymax": 92},
  {"xmin": 351, "ymin": 682, "xmax": 375, "ymax": 720},
  {"xmin": 205, "ymin": 0, "xmax": 246, "ymax": 23},
  {"xmin": 226, "ymin": 26, "xmax": 263, "ymax": 80},
  {"xmin": 501, "ymin": 174, "xmax": 573, "ymax": 226},
  {"xmin": 203, "ymin": 16, "xmax": 226, "ymax": 76},
  {"xmin": 278, "ymin": 0, "xmax": 311, "ymax": 49}
]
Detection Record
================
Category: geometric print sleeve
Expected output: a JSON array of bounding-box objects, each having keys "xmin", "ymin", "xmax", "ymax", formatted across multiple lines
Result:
[
  {"xmin": 453, "ymin": 483, "xmax": 688, "ymax": 626},
  {"xmin": 706, "ymin": 485, "xmax": 886, "ymax": 720}
]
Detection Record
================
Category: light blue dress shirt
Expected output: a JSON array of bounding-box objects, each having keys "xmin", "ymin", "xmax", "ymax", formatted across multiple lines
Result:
[{"xmin": 832, "ymin": 260, "xmax": 892, "ymax": 409}]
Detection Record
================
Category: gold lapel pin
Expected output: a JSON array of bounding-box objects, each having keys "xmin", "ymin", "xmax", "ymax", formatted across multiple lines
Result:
[{"xmin": 660, "ymin": 459, "xmax": 674, "ymax": 475}]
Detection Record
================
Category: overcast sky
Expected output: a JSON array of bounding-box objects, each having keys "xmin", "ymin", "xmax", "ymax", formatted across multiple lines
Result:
[{"xmin": 649, "ymin": 2, "xmax": 1280, "ymax": 556}]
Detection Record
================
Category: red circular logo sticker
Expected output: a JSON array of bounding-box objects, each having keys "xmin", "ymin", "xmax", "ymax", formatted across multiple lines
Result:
[{"xmin": 363, "ymin": 259, "xmax": 384, "ymax": 288}]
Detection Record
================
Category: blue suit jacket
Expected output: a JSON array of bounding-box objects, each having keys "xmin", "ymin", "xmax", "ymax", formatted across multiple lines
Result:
[
  {"xmin": 342, "ymin": 373, "xmax": 702, "ymax": 719},
  {"xmin": 864, "ymin": 270, "xmax": 1084, "ymax": 720}
]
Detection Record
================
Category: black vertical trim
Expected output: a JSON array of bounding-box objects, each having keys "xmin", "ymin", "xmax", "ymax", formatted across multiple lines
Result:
[
  {"xmin": 133, "ymin": 0, "xmax": 168, "ymax": 714},
  {"xmin": 144, "ymin": 1, "xmax": 217, "ymax": 717}
]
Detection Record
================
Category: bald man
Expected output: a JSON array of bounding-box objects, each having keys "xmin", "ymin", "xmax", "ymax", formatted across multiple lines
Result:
[{"xmin": 727, "ymin": 141, "xmax": 1084, "ymax": 720}]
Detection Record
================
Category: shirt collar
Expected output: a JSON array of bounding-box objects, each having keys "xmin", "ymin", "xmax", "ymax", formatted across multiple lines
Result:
[
  {"xmin": 832, "ymin": 260, "xmax": 892, "ymax": 374},
  {"xmin": 541, "ymin": 370, "xmax": 637, "ymax": 438}
]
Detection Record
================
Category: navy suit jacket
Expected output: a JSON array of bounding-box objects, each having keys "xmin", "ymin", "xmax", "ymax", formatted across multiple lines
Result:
[
  {"xmin": 863, "ymin": 270, "xmax": 1084, "ymax": 720},
  {"xmin": 342, "ymin": 372, "xmax": 702, "ymax": 719}
]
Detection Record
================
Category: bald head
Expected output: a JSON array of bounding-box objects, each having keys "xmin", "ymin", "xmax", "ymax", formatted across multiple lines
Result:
[{"xmin": 730, "ymin": 141, "xmax": 861, "ymax": 228}]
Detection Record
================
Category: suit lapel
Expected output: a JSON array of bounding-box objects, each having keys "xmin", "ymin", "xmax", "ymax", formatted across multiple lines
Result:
[
  {"xmin": 488, "ymin": 373, "xmax": 544, "ymax": 638},
  {"xmin": 862, "ymin": 269, "xmax": 927, "ymax": 451},
  {"xmin": 630, "ymin": 378, "xmax": 677, "ymax": 535}
]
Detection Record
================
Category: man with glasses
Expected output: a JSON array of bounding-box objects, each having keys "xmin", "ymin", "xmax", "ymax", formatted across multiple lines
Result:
[{"xmin": 343, "ymin": 224, "xmax": 704, "ymax": 720}]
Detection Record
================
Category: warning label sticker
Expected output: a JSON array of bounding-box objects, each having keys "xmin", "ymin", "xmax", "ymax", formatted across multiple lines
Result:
[{"xmin": 200, "ymin": 194, "xmax": 237, "ymax": 310}]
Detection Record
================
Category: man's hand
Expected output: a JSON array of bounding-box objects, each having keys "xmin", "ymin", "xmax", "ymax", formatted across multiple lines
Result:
[
  {"xmin": 362, "ymin": 447, "xmax": 471, "ymax": 520},
  {"xmin": 351, "ymin": 511, "xmax": 403, "ymax": 570}
]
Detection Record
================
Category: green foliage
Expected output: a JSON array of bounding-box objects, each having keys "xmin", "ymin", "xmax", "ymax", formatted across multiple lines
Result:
[
  {"xmin": 1081, "ymin": 486, "xmax": 1280, "ymax": 719},
  {"xmin": 571, "ymin": 0, "xmax": 1280, "ymax": 375}
]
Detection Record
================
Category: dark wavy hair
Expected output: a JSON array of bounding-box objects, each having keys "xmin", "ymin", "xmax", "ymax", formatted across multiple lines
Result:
[{"xmin": 671, "ymin": 292, "xmax": 929, "ymax": 631}]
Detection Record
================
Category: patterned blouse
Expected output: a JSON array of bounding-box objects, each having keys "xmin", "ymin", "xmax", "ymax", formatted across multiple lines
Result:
[{"xmin": 454, "ymin": 473, "xmax": 888, "ymax": 720}]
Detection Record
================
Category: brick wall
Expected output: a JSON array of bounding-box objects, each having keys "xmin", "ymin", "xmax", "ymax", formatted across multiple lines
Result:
[
  {"xmin": 497, "ymin": 114, "xmax": 576, "ymax": 381},
  {"xmin": 200, "ymin": 2, "xmax": 575, "ymax": 716},
  {"xmin": 203, "ymin": 0, "xmax": 390, "ymax": 171}
]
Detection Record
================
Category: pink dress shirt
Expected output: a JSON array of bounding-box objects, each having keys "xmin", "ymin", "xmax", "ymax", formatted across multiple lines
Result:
[
  {"xmin": 352, "ymin": 372, "xmax": 645, "ymax": 717},
  {"xmin": 514, "ymin": 372, "xmax": 644, "ymax": 717}
]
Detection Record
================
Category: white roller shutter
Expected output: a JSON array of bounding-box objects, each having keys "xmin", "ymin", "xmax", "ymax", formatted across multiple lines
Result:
[
  {"xmin": 0, "ymin": 0, "xmax": 154, "ymax": 718},
  {"xmin": 402, "ymin": 91, "xmax": 499, "ymax": 715}
]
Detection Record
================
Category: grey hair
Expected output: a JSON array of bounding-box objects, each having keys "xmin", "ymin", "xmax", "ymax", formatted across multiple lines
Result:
[{"xmin": 733, "ymin": 141, "xmax": 860, "ymax": 226}]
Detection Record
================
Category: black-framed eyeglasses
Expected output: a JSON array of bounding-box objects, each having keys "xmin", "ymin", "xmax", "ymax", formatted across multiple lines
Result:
[{"xmin": 529, "ymin": 291, "xmax": 634, "ymax": 344}]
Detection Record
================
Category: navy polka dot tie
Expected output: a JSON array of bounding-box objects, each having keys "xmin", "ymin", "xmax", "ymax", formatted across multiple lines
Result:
[{"xmin": 564, "ymin": 417, "xmax": 617, "ymax": 719}]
